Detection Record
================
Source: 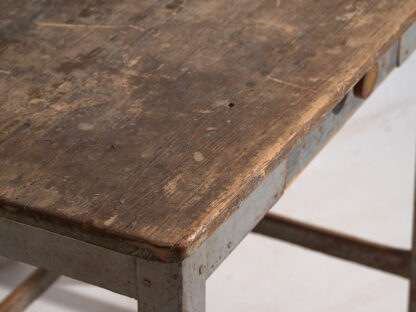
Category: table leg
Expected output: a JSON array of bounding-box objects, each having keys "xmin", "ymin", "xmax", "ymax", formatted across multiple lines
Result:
[
  {"xmin": 409, "ymin": 148, "xmax": 416, "ymax": 311},
  {"xmin": 136, "ymin": 256, "xmax": 206, "ymax": 312}
]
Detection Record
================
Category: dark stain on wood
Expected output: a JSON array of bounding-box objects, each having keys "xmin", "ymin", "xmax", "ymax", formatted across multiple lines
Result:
[
  {"xmin": 56, "ymin": 47, "xmax": 104, "ymax": 75},
  {"xmin": 166, "ymin": 0, "xmax": 183, "ymax": 10}
]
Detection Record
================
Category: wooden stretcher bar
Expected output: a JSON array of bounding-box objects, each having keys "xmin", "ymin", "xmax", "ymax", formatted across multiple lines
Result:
[
  {"xmin": 0, "ymin": 269, "xmax": 59, "ymax": 312},
  {"xmin": 253, "ymin": 213, "xmax": 412, "ymax": 278}
]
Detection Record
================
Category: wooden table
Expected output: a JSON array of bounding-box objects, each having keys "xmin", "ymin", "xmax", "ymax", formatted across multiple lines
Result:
[{"xmin": 0, "ymin": 0, "xmax": 415, "ymax": 311}]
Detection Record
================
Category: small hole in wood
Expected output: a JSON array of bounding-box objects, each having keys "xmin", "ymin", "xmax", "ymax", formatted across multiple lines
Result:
[{"xmin": 228, "ymin": 103, "xmax": 235, "ymax": 108}]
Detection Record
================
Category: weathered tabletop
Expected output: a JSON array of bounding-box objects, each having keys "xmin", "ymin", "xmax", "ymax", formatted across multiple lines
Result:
[{"xmin": 0, "ymin": 0, "xmax": 415, "ymax": 262}]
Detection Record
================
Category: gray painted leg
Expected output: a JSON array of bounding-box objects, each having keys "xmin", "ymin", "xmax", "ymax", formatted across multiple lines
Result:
[
  {"xmin": 409, "ymin": 151, "xmax": 416, "ymax": 312},
  {"xmin": 136, "ymin": 256, "xmax": 206, "ymax": 312}
]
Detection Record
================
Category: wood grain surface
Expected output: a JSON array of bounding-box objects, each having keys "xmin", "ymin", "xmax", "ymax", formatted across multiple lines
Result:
[{"xmin": 0, "ymin": 0, "xmax": 415, "ymax": 262}]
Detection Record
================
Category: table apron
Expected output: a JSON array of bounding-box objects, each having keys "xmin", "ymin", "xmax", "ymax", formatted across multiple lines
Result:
[{"xmin": 0, "ymin": 217, "xmax": 137, "ymax": 298}]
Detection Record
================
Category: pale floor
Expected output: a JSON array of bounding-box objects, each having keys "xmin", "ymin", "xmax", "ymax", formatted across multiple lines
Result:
[{"xmin": 0, "ymin": 52, "xmax": 415, "ymax": 311}]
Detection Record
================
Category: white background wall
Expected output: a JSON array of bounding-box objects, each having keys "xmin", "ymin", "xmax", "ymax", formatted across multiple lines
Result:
[{"xmin": 0, "ymin": 52, "xmax": 415, "ymax": 312}]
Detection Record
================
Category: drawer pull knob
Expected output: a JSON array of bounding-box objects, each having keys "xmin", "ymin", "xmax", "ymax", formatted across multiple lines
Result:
[{"xmin": 354, "ymin": 63, "xmax": 379, "ymax": 99}]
